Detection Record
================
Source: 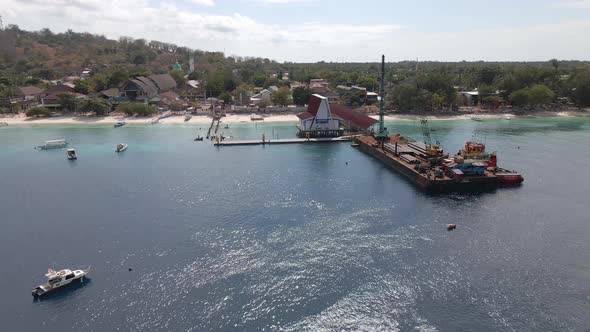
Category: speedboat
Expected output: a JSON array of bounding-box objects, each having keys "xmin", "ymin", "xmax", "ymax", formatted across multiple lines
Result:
[
  {"xmin": 37, "ymin": 139, "xmax": 68, "ymax": 150},
  {"xmin": 184, "ymin": 114, "xmax": 192, "ymax": 122},
  {"xmin": 116, "ymin": 143, "xmax": 128, "ymax": 152},
  {"xmin": 32, "ymin": 267, "xmax": 90, "ymax": 297},
  {"xmin": 66, "ymin": 149, "xmax": 77, "ymax": 160},
  {"xmin": 114, "ymin": 121, "xmax": 126, "ymax": 128}
]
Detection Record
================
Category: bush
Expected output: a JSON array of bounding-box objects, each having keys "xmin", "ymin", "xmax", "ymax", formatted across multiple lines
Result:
[
  {"xmin": 509, "ymin": 84, "xmax": 555, "ymax": 106},
  {"xmin": 81, "ymin": 98, "xmax": 111, "ymax": 116},
  {"xmin": 26, "ymin": 106, "xmax": 52, "ymax": 117},
  {"xmin": 116, "ymin": 103, "xmax": 155, "ymax": 116}
]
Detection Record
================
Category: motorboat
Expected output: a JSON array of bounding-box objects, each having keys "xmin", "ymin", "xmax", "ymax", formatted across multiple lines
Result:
[
  {"xmin": 184, "ymin": 114, "xmax": 192, "ymax": 122},
  {"xmin": 158, "ymin": 111, "xmax": 172, "ymax": 120},
  {"xmin": 505, "ymin": 116, "xmax": 512, "ymax": 120},
  {"xmin": 250, "ymin": 114, "xmax": 264, "ymax": 121},
  {"xmin": 37, "ymin": 139, "xmax": 68, "ymax": 150},
  {"xmin": 471, "ymin": 116, "xmax": 483, "ymax": 122},
  {"xmin": 32, "ymin": 267, "xmax": 90, "ymax": 297},
  {"xmin": 223, "ymin": 124, "xmax": 229, "ymax": 129},
  {"xmin": 66, "ymin": 148, "xmax": 77, "ymax": 160},
  {"xmin": 114, "ymin": 121, "xmax": 126, "ymax": 128},
  {"xmin": 194, "ymin": 135, "xmax": 204, "ymax": 141},
  {"xmin": 116, "ymin": 143, "xmax": 128, "ymax": 153}
]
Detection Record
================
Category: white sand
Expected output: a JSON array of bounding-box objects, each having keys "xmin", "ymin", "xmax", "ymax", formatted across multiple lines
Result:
[{"xmin": 1, "ymin": 111, "xmax": 586, "ymax": 126}]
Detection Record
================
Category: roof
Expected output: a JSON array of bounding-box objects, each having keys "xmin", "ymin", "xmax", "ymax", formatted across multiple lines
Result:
[
  {"xmin": 296, "ymin": 112, "xmax": 314, "ymax": 120},
  {"xmin": 159, "ymin": 91, "xmax": 179, "ymax": 101},
  {"xmin": 330, "ymin": 104, "xmax": 379, "ymax": 129},
  {"xmin": 148, "ymin": 74, "xmax": 177, "ymax": 91},
  {"xmin": 98, "ymin": 88, "xmax": 119, "ymax": 98},
  {"xmin": 17, "ymin": 86, "xmax": 43, "ymax": 96},
  {"xmin": 306, "ymin": 94, "xmax": 326, "ymax": 116},
  {"xmin": 43, "ymin": 85, "xmax": 75, "ymax": 95}
]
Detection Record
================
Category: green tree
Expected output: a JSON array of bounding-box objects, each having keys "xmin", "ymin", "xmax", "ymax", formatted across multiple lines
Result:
[
  {"xmin": 528, "ymin": 84, "xmax": 555, "ymax": 104},
  {"xmin": 219, "ymin": 92, "xmax": 232, "ymax": 104},
  {"xmin": 253, "ymin": 74, "xmax": 267, "ymax": 87},
  {"xmin": 116, "ymin": 103, "xmax": 154, "ymax": 116},
  {"xmin": 569, "ymin": 71, "xmax": 590, "ymax": 107},
  {"xmin": 57, "ymin": 93, "xmax": 79, "ymax": 113},
  {"xmin": 271, "ymin": 87, "xmax": 292, "ymax": 106},
  {"xmin": 292, "ymin": 86, "xmax": 311, "ymax": 106},
  {"xmin": 74, "ymin": 79, "xmax": 93, "ymax": 94},
  {"xmin": 25, "ymin": 106, "xmax": 52, "ymax": 117},
  {"xmin": 169, "ymin": 70, "xmax": 186, "ymax": 87},
  {"xmin": 81, "ymin": 98, "xmax": 110, "ymax": 116},
  {"xmin": 233, "ymin": 83, "xmax": 253, "ymax": 105},
  {"xmin": 509, "ymin": 88, "xmax": 530, "ymax": 106}
]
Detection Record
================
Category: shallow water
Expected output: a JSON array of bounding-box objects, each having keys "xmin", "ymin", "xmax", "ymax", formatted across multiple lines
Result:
[{"xmin": 1, "ymin": 118, "xmax": 589, "ymax": 331}]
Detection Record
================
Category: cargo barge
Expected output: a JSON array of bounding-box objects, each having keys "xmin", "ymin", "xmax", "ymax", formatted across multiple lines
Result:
[{"xmin": 354, "ymin": 134, "xmax": 523, "ymax": 191}]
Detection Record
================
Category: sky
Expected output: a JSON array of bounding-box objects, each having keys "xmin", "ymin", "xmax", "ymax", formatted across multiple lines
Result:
[{"xmin": 1, "ymin": 0, "xmax": 590, "ymax": 62}]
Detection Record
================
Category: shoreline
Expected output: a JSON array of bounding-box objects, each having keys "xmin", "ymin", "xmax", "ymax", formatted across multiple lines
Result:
[{"xmin": 1, "ymin": 111, "xmax": 588, "ymax": 126}]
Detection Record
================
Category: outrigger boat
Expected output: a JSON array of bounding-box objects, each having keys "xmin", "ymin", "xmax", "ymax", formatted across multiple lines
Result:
[
  {"xmin": 116, "ymin": 143, "xmax": 128, "ymax": 152},
  {"xmin": 32, "ymin": 267, "xmax": 91, "ymax": 297}
]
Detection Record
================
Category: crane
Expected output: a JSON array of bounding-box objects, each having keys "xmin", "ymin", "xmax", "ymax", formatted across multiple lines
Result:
[{"xmin": 420, "ymin": 118, "xmax": 442, "ymax": 156}]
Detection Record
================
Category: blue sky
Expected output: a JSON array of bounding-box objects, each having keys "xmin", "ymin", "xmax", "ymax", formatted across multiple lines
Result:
[{"xmin": 3, "ymin": 0, "xmax": 590, "ymax": 62}]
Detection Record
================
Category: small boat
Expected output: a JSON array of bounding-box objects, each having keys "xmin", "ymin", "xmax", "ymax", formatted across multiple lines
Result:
[
  {"xmin": 0, "ymin": 121, "xmax": 7, "ymax": 126},
  {"xmin": 116, "ymin": 143, "xmax": 128, "ymax": 153},
  {"xmin": 471, "ymin": 116, "xmax": 483, "ymax": 122},
  {"xmin": 447, "ymin": 224, "xmax": 457, "ymax": 231},
  {"xmin": 351, "ymin": 143, "xmax": 360, "ymax": 147},
  {"xmin": 150, "ymin": 118, "xmax": 159, "ymax": 125},
  {"xmin": 194, "ymin": 135, "xmax": 204, "ymax": 141},
  {"xmin": 32, "ymin": 267, "xmax": 91, "ymax": 297},
  {"xmin": 114, "ymin": 121, "xmax": 126, "ymax": 128},
  {"xmin": 158, "ymin": 111, "xmax": 172, "ymax": 120},
  {"xmin": 250, "ymin": 114, "xmax": 264, "ymax": 121},
  {"xmin": 505, "ymin": 116, "xmax": 512, "ymax": 120},
  {"xmin": 37, "ymin": 139, "xmax": 68, "ymax": 150},
  {"xmin": 184, "ymin": 115, "xmax": 192, "ymax": 122},
  {"xmin": 66, "ymin": 148, "xmax": 77, "ymax": 160},
  {"xmin": 223, "ymin": 124, "xmax": 229, "ymax": 129}
]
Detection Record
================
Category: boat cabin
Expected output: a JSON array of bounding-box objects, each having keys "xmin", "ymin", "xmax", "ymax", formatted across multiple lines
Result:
[
  {"xmin": 47, "ymin": 269, "xmax": 76, "ymax": 285},
  {"xmin": 464, "ymin": 141, "xmax": 486, "ymax": 155}
]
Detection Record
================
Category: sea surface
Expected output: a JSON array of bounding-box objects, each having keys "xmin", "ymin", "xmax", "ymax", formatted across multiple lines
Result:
[{"xmin": 1, "ymin": 117, "xmax": 589, "ymax": 331}]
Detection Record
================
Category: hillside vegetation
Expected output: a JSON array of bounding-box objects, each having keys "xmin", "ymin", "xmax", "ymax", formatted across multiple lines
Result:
[{"xmin": 1, "ymin": 24, "xmax": 590, "ymax": 111}]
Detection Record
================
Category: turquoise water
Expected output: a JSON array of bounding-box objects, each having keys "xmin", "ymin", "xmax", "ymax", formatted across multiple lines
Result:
[{"xmin": 1, "ymin": 118, "xmax": 589, "ymax": 331}]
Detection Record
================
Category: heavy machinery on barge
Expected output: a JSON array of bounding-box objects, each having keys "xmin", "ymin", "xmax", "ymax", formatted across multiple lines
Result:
[{"xmin": 354, "ymin": 55, "xmax": 523, "ymax": 191}]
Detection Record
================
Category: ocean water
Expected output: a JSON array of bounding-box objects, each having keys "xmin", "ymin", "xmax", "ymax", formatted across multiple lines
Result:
[{"xmin": 0, "ymin": 118, "xmax": 589, "ymax": 331}]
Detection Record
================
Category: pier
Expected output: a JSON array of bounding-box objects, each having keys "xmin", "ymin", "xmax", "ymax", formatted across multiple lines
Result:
[{"xmin": 214, "ymin": 136, "xmax": 352, "ymax": 146}]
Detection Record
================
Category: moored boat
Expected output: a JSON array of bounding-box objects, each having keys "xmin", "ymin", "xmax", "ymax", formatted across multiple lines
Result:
[
  {"xmin": 194, "ymin": 135, "xmax": 204, "ymax": 141},
  {"xmin": 116, "ymin": 143, "xmax": 128, "ymax": 152},
  {"xmin": 114, "ymin": 121, "xmax": 126, "ymax": 128},
  {"xmin": 471, "ymin": 116, "xmax": 483, "ymax": 122},
  {"xmin": 66, "ymin": 148, "xmax": 77, "ymax": 160},
  {"xmin": 37, "ymin": 139, "xmax": 68, "ymax": 150},
  {"xmin": 32, "ymin": 267, "xmax": 90, "ymax": 297},
  {"xmin": 150, "ymin": 118, "xmax": 159, "ymax": 125},
  {"xmin": 184, "ymin": 114, "xmax": 192, "ymax": 122},
  {"xmin": 495, "ymin": 169, "xmax": 524, "ymax": 185}
]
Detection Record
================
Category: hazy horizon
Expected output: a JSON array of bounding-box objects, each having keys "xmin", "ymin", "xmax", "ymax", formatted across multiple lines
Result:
[{"xmin": 2, "ymin": 0, "xmax": 590, "ymax": 62}]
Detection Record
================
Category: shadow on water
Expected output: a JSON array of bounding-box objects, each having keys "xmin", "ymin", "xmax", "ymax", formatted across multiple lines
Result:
[{"xmin": 32, "ymin": 278, "xmax": 92, "ymax": 303}]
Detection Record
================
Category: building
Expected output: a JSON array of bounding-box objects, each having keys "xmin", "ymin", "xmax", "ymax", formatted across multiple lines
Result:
[
  {"xmin": 296, "ymin": 94, "xmax": 342, "ymax": 137},
  {"xmin": 6, "ymin": 86, "xmax": 43, "ymax": 111},
  {"xmin": 250, "ymin": 89, "xmax": 272, "ymax": 105},
  {"xmin": 309, "ymin": 79, "xmax": 330, "ymax": 94},
  {"xmin": 296, "ymin": 94, "xmax": 379, "ymax": 137},
  {"xmin": 321, "ymin": 91, "xmax": 341, "ymax": 104},
  {"xmin": 120, "ymin": 74, "xmax": 177, "ymax": 102}
]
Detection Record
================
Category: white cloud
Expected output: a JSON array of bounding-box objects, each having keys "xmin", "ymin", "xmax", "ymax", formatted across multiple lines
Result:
[
  {"xmin": 1, "ymin": 0, "xmax": 589, "ymax": 62},
  {"xmin": 556, "ymin": 0, "xmax": 590, "ymax": 8},
  {"xmin": 189, "ymin": 0, "xmax": 215, "ymax": 6}
]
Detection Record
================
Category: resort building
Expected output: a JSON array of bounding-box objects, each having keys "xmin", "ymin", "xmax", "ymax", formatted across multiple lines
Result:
[
  {"xmin": 296, "ymin": 94, "xmax": 378, "ymax": 137},
  {"xmin": 120, "ymin": 74, "xmax": 177, "ymax": 102}
]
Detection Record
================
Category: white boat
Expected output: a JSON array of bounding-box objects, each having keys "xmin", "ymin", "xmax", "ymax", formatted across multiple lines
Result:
[
  {"xmin": 505, "ymin": 116, "xmax": 512, "ymax": 120},
  {"xmin": 66, "ymin": 148, "xmax": 77, "ymax": 160},
  {"xmin": 116, "ymin": 143, "xmax": 128, "ymax": 152},
  {"xmin": 184, "ymin": 114, "xmax": 192, "ymax": 122},
  {"xmin": 38, "ymin": 139, "xmax": 68, "ymax": 150},
  {"xmin": 471, "ymin": 116, "xmax": 483, "ymax": 122},
  {"xmin": 32, "ymin": 267, "xmax": 90, "ymax": 297},
  {"xmin": 250, "ymin": 114, "xmax": 264, "ymax": 121}
]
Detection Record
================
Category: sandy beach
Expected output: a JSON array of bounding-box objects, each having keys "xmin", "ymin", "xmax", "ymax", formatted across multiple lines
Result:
[{"xmin": 0, "ymin": 111, "xmax": 587, "ymax": 126}]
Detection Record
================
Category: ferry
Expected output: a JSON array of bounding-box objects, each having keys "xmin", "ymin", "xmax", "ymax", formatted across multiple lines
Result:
[
  {"xmin": 37, "ymin": 139, "xmax": 68, "ymax": 150},
  {"xmin": 32, "ymin": 267, "xmax": 90, "ymax": 297}
]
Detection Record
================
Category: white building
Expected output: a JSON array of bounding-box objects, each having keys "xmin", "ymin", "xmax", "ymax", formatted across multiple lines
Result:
[{"xmin": 296, "ymin": 94, "xmax": 342, "ymax": 137}]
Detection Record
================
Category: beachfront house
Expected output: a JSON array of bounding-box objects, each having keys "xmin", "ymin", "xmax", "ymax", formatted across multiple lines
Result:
[
  {"xmin": 250, "ymin": 89, "xmax": 272, "ymax": 105},
  {"xmin": 120, "ymin": 74, "xmax": 177, "ymax": 103}
]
